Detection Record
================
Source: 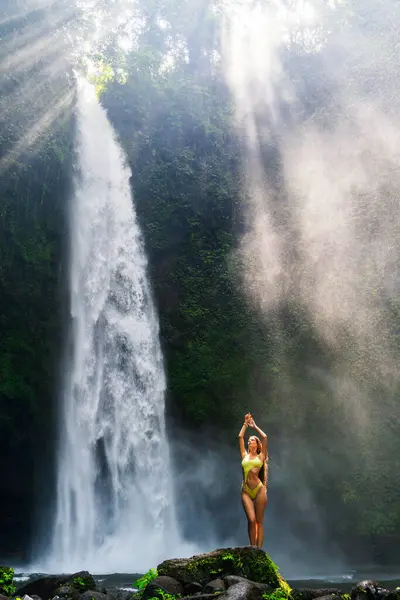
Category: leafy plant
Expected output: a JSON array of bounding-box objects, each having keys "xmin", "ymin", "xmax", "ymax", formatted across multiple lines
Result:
[
  {"xmin": 0, "ymin": 567, "xmax": 16, "ymax": 597},
  {"xmin": 134, "ymin": 569, "xmax": 158, "ymax": 590},
  {"xmin": 262, "ymin": 588, "xmax": 291, "ymax": 600}
]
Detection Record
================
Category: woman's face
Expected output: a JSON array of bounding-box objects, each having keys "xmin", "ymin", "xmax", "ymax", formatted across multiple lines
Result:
[{"xmin": 248, "ymin": 436, "xmax": 258, "ymax": 453}]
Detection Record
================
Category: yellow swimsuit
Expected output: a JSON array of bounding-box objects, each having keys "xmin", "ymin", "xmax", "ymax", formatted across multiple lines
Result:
[{"xmin": 241, "ymin": 454, "xmax": 263, "ymax": 500}]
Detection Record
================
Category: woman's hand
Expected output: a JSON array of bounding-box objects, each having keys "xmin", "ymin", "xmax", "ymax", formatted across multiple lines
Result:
[
  {"xmin": 244, "ymin": 412, "xmax": 252, "ymax": 425},
  {"xmin": 248, "ymin": 416, "xmax": 256, "ymax": 428}
]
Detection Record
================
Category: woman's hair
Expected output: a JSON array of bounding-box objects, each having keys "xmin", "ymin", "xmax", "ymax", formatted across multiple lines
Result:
[
  {"xmin": 253, "ymin": 436, "xmax": 262, "ymax": 454},
  {"xmin": 249, "ymin": 435, "xmax": 266, "ymax": 485}
]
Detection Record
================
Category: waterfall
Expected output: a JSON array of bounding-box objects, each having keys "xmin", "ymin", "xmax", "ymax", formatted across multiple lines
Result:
[{"xmin": 47, "ymin": 78, "xmax": 176, "ymax": 573}]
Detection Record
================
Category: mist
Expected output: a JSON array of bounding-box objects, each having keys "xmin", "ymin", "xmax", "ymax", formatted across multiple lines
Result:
[{"xmin": 216, "ymin": 0, "xmax": 400, "ymax": 571}]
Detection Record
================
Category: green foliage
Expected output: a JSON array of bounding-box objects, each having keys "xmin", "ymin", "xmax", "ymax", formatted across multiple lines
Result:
[
  {"xmin": 0, "ymin": 566, "xmax": 16, "ymax": 597},
  {"xmin": 134, "ymin": 569, "xmax": 158, "ymax": 590},
  {"xmin": 262, "ymin": 589, "xmax": 291, "ymax": 600}
]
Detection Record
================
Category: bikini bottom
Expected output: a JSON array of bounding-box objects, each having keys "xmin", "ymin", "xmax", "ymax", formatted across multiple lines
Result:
[{"xmin": 242, "ymin": 480, "xmax": 263, "ymax": 500}]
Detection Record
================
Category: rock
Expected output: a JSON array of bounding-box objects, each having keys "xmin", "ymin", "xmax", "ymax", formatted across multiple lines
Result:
[
  {"xmin": 382, "ymin": 593, "xmax": 400, "ymax": 600},
  {"xmin": 223, "ymin": 576, "xmax": 272, "ymax": 594},
  {"xmin": 291, "ymin": 589, "xmax": 341, "ymax": 600},
  {"xmin": 180, "ymin": 596, "xmax": 220, "ymax": 600},
  {"xmin": 104, "ymin": 589, "xmax": 133, "ymax": 600},
  {"xmin": 351, "ymin": 582, "xmax": 390, "ymax": 600},
  {"xmin": 17, "ymin": 577, "xmax": 64, "ymax": 600},
  {"xmin": 225, "ymin": 581, "xmax": 264, "ymax": 600},
  {"xmin": 204, "ymin": 579, "xmax": 226, "ymax": 594},
  {"xmin": 17, "ymin": 572, "xmax": 96, "ymax": 600},
  {"xmin": 157, "ymin": 547, "xmax": 284, "ymax": 588},
  {"xmin": 80, "ymin": 592, "xmax": 108, "ymax": 600},
  {"xmin": 0, "ymin": 595, "xmax": 9, "ymax": 600},
  {"xmin": 183, "ymin": 583, "xmax": 204, "ymax": 596},
  {"xmin": 142, "ymin": 576, "xmax": 184, "ymax": 600},
  {"xmin": 69, "ymin": 573, "xmax": 97, "ymax": 593},
  {"xmin": 55, "ymin": 586, "xmax": 81, "ymax": 600}
]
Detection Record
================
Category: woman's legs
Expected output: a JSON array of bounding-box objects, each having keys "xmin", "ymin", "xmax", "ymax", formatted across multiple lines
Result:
[
  {"xmin": 241, "ymin": 491, "xmax": 257, "ymax": 545},
  {"xmin": 254, "ymin": 486, "xmax": 267, "ymax": 548}
]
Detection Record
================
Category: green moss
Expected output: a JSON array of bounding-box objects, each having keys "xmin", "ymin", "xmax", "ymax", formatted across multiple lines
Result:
[
  {"xmin": 70, "ymin": 573, "xmax": 96, "ymax": 592},
  {"xmin": 187, "ymin": 556, "xmax": 224, "ymax": 577}
]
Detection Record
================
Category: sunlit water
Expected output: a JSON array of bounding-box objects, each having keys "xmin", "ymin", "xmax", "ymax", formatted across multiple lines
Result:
[{"xmin": 39, "ymin": 77, "xmax": 183, "ymax": 573}]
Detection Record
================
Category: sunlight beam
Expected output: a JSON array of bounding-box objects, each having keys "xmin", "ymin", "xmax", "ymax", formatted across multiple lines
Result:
[{"xmin": 0, "ymin": 89, "xmax": 74, "ymax": 175}]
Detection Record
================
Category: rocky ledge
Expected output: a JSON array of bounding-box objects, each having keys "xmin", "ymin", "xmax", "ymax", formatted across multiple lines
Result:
[{"xmin": 2, "ymin": 547, "xmax": 400, "ymax": 600}]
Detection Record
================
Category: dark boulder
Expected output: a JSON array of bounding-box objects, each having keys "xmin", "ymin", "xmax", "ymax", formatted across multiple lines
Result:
[
  {"xmin": 104, "ymin": 589, "xmax": 133, "ymax": 600},
  {"xmin": 54, "ymin": 586, "xmax": 80, "ymax": 600},
  {"xmin": 381, "ymin": 593, "xmax": 400, "ymax": 600},
  {"xmin": 142, "ymin": 576, "xmax": 184, "ymax": 600},
  {"xmin": 291, "ymin": 589, "xmax": 341, "ymax": 600},
  {"xmin": 225, "ymin": 581, "xmax": 266, "ymax": 600},
  {"xmin": 223, "ymin": 575, "xmax": 272, "ymax": 594},
  {"xmin": 179, "ymin": 594, "xmax": 220, "ymax": 600},
  {"xmin": 204, "ymin": 579, "xmax": 226, "ymax": 594},
  {"xmin": 183, "ymin": 582, "xmax": 204, "ymax": 596},
  {"xmin": 80, "ymin": 592, "xmax": 108, "ymax": 600},
  {"xmin": 69, "ymin": 573, "xmax": 96, "ymax": 593},
  {"xmin": 17, "ymin": 577, "xmax": 64, "ymax": 600},
  {"xmin": 17, "ymin": 572, "xmax": 96, "ymax": 600},
  {"xmin": 351, "ymin": 582, "xmax": 390, "ymax": 600}
]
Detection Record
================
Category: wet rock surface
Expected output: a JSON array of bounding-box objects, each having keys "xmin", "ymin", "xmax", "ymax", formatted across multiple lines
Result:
[{"xmin": 291, "ymin": 589, "xmax": 341, "ymax": 600}]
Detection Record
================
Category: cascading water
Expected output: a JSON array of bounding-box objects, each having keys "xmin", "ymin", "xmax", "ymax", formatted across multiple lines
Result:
[{"xmin": 47, "ymin": 77, "xmax": 176, "ymax": 573}]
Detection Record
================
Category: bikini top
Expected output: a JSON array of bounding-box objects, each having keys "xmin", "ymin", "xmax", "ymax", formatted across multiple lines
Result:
[{"xmin": 242, "ymin": 454, "xmax": 263, "ymax": 482}]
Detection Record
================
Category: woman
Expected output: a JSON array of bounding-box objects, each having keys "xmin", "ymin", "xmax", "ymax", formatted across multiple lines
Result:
[{"xmin": 238, "ymin": 413, "xmax": 268, "ymax": 548}]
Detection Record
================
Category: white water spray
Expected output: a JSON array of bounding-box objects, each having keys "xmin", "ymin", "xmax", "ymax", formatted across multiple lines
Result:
[{"xmin": 46, "ymin": 78, "xmax": 177, "ymax": 573}]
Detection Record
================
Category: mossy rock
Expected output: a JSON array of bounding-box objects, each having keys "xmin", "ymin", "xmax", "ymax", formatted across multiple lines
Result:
[
  {"xmin": 0, "ymin": 567, "xmax": 16, "ymax": 597},
  {"xmin": 157, "ymin": 547, "xmax": 285, "ymax": 589},
  {"xmin": 70, "ymin": 572, "xmax": 96, "ymax": 593},
  {"xmin": 17, "ymin": 571, "xmax": 96, "ymax": 600}
]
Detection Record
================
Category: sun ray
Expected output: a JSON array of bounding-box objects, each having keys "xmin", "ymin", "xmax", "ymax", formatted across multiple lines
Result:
[{"xmin": 0, "ymin": 89, "xmax": 75, "ymax": 175}]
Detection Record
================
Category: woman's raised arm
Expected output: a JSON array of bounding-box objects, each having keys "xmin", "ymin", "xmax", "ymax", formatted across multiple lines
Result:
[
  {"xmin": 249, "ymin": 418, "xmax": 268, "ymax": 458},
  {"xmin": 238, "ymin": 420, "xmax": 248, "ymax": 458}
]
